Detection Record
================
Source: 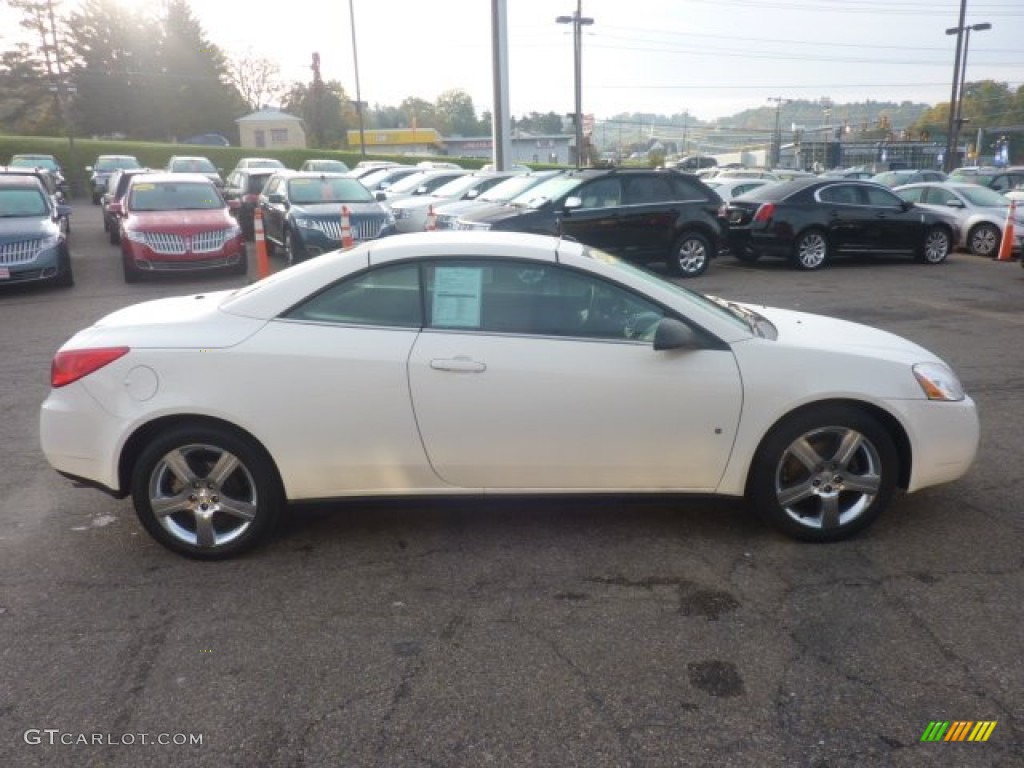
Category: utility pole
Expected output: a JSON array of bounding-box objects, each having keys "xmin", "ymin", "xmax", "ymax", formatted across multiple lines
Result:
[
  {"xmin": 943, "ymin": 0, "xmax": 968, "ymax": 172},
  {"xmin": 767, "ymin": 97, "xmax": 790, "ymax": 168},
  {"xmin": 348, "ymin": 0, "xmax": 367, "ymax": 157},
  {"xmin": 556, "ymin": 1, "xmax": 594, "ymax": 168}
]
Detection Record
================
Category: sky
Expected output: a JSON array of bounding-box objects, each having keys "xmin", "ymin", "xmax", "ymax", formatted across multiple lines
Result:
[{"xmin": 3, "ymin": 0, "xmax": 1024, "ymax": 123}]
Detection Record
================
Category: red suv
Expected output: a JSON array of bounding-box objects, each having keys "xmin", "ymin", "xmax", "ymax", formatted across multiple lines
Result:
[{"xmin": 110, "ymin": 173, "xmax": 246, "ymax": 282}]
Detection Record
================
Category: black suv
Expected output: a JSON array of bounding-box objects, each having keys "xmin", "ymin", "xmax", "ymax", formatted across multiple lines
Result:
[
  {"xmin": 453, "ymin": 169, "xmax": 725, "ymax": 277},
  {"xmin": 101, "ymin": 167, "xmax": 152, "ymax": 244},
  {"xmin": 223, "ymin": 168, "xmax": 277, "ymax": 239}
]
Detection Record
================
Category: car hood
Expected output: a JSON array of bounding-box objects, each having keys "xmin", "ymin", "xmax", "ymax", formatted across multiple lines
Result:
[
  {"xmin": 292, "ymin": 202, "xmax": 383, "ymax": 217},
  {"xmin": 744, "ymin": 304, "xmax": 936, "ymax": 363},
  {"xmin": 458, "ymin": 203, "xmax": 538, "ymax": 225},
  {"xmin": 0, "ymin": 218, "xmax": 57, "ymax": 241},
  {"xmin": 67, "ymin": 290, "xmax": 263, "ymax": 349},
  {"xmin": 126, "ymin": 210, "xmax": 232, "ymax": 231}
]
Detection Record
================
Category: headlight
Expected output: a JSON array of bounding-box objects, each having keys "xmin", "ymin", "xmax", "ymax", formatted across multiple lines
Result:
[
  {"xmin": 122, "ymin": 229, "xmax": 147, "ymax": 244},
  {"xmin": 913, "ymin": 362, "xmax": 965, "ymax": 401},
  {"xmin": 294, "ymin": 218, "xmax": 321, "ymax": 231},
  {"xmin": 39, "ymin": 234, "xmax": 61, "ymax": 250},
  {"xmin": 461, "ymin": 221, "xmax": 492, "ymax": 231},
  {"xmin": 385, "ymin": 210, "xmax": 396, "ymax": 226}
]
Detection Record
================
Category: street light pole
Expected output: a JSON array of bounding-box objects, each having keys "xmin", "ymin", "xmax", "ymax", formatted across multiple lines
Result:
[
  {"xmin": 951, "ymin": 22, "xmax": 991, "ymax": 166},
  {"xmin": 943, "ymin": 0, "xmax": 968, "ymax": 173},
  {"xmin": 348, "ymin": 0, "xmax": 367, "ymax": 157},
  {"xmin": 767, "ymin": 97, "xmax": 789, "ymax": 168},
  {"xmin": 556, "ymin": 1, "xmax": 594, "ymax": 169}
]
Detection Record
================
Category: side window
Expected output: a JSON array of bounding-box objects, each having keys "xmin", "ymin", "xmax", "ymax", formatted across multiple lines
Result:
[
  {"xmin": 284, "ymin": 263, "xmax": 422, "ymax": 327},
  {"xmin": 424, "ymin": 260, "xmax": 664, "ymax": 341},
  {"xmin": 624, "ymin": 176, "xmax": 675, "ymax": 205},
  {"xmin": 577, "ymin": 178, "xmax": 622, "ymax": 209},
  {"xmin": 990, "ymin": 175, "xmax": 1010, "ymax": 192},
  {"xmin": 819, "ymin": 185, "xmax": 859, "ymax": 205},
  {"xmin": 862, "ymin": 185, "xmax": 902, "ymax": 207},
  {"xmin": 671, "ymin": 175, "xmax": 710, "ymax": 200},
  {"xmin": 899, "ymin": 187, "xmax": 923, "ymax": 203}
]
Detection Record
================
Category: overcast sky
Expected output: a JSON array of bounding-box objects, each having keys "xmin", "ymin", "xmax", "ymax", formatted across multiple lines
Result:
[{"xmin": 4, "ymin": 0, "xmax": 1023, "ymax": 122}]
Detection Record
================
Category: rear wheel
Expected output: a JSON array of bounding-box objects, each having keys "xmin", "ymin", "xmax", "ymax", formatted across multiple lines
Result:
[
  {"xmin": 747, "ymin": 405, "xmax": 898, "ymax": 542},
  {"xmin": 666, "ymin": 231, "xmax": 711, "ymax": 277},
  {"xmin": 131, "ymin": 424, "xmax": 284, "ymax": 559},
  {"xmin": 916, "ymin": 226, "xmax": 951, "ymax": 264},
  {"xmin": 967, "ymin": 222, "xmax": 1000, "ymax": 257},
  {"xmin": 791, "ymin": 229, "xmax": 829, "ymax": 270}
]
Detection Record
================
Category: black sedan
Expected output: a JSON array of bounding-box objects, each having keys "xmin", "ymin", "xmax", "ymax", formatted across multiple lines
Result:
[{"xmin": 721, "ymin": 178, "xmax": 958, "ymax": 270}]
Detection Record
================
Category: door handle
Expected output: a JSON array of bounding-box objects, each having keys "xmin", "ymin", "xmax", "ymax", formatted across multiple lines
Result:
[{"xmin": 430, "ymin": 357, "xmax": 486, "ymax": 373}]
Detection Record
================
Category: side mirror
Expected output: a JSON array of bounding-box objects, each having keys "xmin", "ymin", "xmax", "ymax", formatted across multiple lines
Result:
[
  {"xmin": 945, "ymin": 199, "xmax": 965, "ymax": 209},
  {"xmin": 107, "ymin": 201, "xmax": 123, "ymax": 215},
  {"xmin": 56, "ymin": 203, "xmax": 72, "ymax": 218},
  {"xmin": 564, "ymin": 196, "xmax": 582, "ymax": 211},
  {"xmin": 267, "ymin": 192, "xmax": 285, "ymax": 204},
  {"xmin": 375, "ymin": 191, "xmax": 387, "ymax": 202},
  {"xmin": 900, "ymin": 200, "xmax": 914, "ymax": 212},
  {"xmin": 653, "ymin": 318, "xmax": 701, "ymax": 351},
  {"xmin": 466, "ymin": 189, "xmax": 480, "ymax": 199}
]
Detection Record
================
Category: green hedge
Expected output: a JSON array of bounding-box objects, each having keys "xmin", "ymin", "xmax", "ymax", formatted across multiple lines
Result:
[{"xmin": 0, "ymin": 135, "xmax": 498, "ymax": 196}]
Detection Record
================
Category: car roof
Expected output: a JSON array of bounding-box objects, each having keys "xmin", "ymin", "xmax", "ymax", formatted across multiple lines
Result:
[
  {"xmin": 128, "ymin": 172, "xmax": 217, "ymax": 184},
  {"xmin": 0, "ymin": 174, "xmax": 47, "ymax": 189}
]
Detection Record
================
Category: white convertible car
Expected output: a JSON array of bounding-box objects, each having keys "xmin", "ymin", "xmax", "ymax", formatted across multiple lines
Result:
[{"xmin": 40, "ymin": 232, "xmax": 979, "ymax": 558}]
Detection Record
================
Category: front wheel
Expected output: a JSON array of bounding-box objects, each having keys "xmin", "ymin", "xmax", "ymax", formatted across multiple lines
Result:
[
  {"xmin": 916, "ymin": 226, "xmax": 951, "ymax": 264},
  {"xmin": 666, "ymin": 231, "xmax": 711, "ymax": 277},
  {"xmin": 130, "ymin": 424, "xmax": 284, "ymax": 559},
  {"xmin": 967, "ymin": 222, "xmax": 1000, "ymax": 257},
  {"xmin": 791, "ymin": 229, "xmax": 829, "ymax": 270},
  {"xmin": 747, "ymin": 405, "xmax": 898, "ymax": 542},
  {"xmin": 284, "ymin": 229, "xmax": 304, "ymax": 265}
]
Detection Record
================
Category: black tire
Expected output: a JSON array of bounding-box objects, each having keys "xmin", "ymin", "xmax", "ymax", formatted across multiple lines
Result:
[
  {"xmin": 91, "ymin": 192, "xmax": 101, "ymax": 205},
  {"xmin": 790, "ymin": 229, "xmax": 829, "ymax": 270},
  {"xmin": 915, "ymin": 226, "xmax": 952, "ymax": 264},
  {"xmin": 55, "ymin": 251, "xmax": 74, "ymax": 288},
  {"xmin": 130, "ymin": 424, "xmax": 284, "ymax": 559},
  {"xmin": 732, "ymin": 247, "xmax": 762, "ymax": 263},
  {"xmin": 747, "ymin": 405, "xmax": 898, "ymax": 542},
  {"xmin": 665, "ymin": 231, "xmax": 711, "ymax": 277},
  {"xmin": 109, "ymin": 225, "xmax": 121, "ymax": 245},
  {"xmin": 284, "ymin": 229, "xmax": 304, "ymax": 265},
  {"xmin": 967, "ymin": 222, "xmax": 1000, "ymax": 258},
  {"xmin": 123, "ymin": 259, "xmax": 140, "ymax": 283}
]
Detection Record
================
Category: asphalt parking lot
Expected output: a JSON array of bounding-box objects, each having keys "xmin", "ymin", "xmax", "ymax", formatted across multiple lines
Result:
[{"xmin": 1, "ymin": 200, "xmax": 1021, "ymax": 767}]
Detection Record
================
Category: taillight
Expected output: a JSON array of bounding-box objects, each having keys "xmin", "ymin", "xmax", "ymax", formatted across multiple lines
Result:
[
  {"xmin": 753, "ymin": 203, "xmax": 775, "ymax": 223},
  {"xmin": 51, "ymin": 347, "xmax": 130, "ymax": 388}
]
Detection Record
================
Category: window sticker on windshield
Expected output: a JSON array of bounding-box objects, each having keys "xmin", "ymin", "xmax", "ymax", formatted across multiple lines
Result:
[
  {"xmin": 432, "ymin": 267, "xmax": 482, "ymax": 328},
  {"xmin": 132, "ymin": 183, "xmax": 155, "ymax": 191}
]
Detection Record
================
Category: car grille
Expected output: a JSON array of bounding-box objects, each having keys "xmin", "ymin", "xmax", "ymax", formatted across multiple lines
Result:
[
  {"xmin": 434, "ymin": 215, "xmax": 457, "ymax": 230},
  {"xmin": 316, "ymin": 218, "xmax": 386, "ymax": 242},
  {"xmin": 147, "ymin": 255, "xmax": 239, "ymax": 271},
  {"xmin": 0, "ymin": 239, "xmax": 43, "ymax": 265},
  {"xmin": 141, "ymin": 229, "xmax": 233, "ymax": 254}
]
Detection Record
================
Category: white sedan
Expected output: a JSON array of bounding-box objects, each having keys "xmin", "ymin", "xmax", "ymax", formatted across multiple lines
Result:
[{"xmin": 40, "ymin": 233, "xmax": 979, "ymax": 559}]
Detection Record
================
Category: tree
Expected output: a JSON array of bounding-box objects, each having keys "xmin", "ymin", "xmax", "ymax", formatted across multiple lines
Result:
[
  {"xmin": 3, "ymin": 0, "xmax": 70, "ymax": 135},
  {"xmin": 400, "ymin": 97, "xmax": 436, "ymax": 130},
  {"xmin": 281, "ymin": 79, "xmax": 351, "ymax": 148},
  {"xmin": 157, "ymin": 0, "xmax": 246, "ymax": 141},
  {"xmin": 227, "ymin": 52, "xmax": 283, "ymax": 112},
  {"xmin": 435, "ymin": 88, "xmax": 479, "ymax": 136}
]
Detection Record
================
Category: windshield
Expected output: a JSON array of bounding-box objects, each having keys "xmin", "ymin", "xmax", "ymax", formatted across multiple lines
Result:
[
  {"xmin": 481, "ymin": 174, "xmax": 555, "ymax": 203},
  {"xmin": 12, "ymin": 156, "xmax": 58, "ymax": 171},
  {"xmin": 519, "ymin": 177, "xmax": 582, "ymax": 209},
  {"xmin": 171, "ymin": 158, "xmax": 217, "ymax": 173},
  {"xmin": 129, "ymin": 181, "xmax": 223, "ymax": 211},
  {"xmin": 958, "ymin": 185, "xmax": 1009, "ymax": 207},
  {"xmin": 583, "ymin": 246, "xmax": 751, "ymax": 333},
  {"xmin": 307, "ymin": 160, "xmax": 349, "ymax": 173},
  {"xmin": 288, "ymin": 176, "xmax": 373, "ymax": 204},
  {"xmin": 0, "ymin": 188, "xmax": 49, "ymax": 217},
  {"xmin": 388, "ymin": 171, "xmax": 433, "ymax": 194},
  {"xmin": 431, "ymin": 174, "xmax": 487, "ymax": 198},
  {"xmin": 96, "ymin": 156, "xmax": 141, "ymax": 171}
]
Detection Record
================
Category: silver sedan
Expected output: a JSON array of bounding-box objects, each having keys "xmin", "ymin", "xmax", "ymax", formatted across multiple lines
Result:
[{"xmin": 894, "ymin": 181, "xmax": 1024, "ymax": 257}]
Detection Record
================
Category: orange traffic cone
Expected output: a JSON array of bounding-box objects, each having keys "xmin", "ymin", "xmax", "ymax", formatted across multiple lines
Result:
[
  {"xmin": 253, "ymin": 207, "xmax": 271, "ymax": 278},
  {"xmin": 997, "ymin": 199, "xmax": 1017, "ymax": 262},
  {"xmin": 340, "ymin": 205, "xmax": 354, "ymax": 250},
  {"xmin": 426, "ymin": 204, "xmax": 436, "ymax": 231}
]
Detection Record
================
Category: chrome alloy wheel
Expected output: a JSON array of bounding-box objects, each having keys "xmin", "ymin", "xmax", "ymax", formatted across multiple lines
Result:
[
  {"xmin": 674, "ymin": 236, "xmax": 709, "ymax": 276},
  {"xmin": 772, "ymin": 426, "xmax": 882, "ymax": 532},
  {"xmin": 921, "ymin": 228, "xmax": 951, "ymax": 263},
  {"xmin": 147, "ymin": 443, "xmax": 258, "ymax": 549},
  {"xmin": 795, "ymin": 232, "xmax": 828, "ymax": 269}
]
